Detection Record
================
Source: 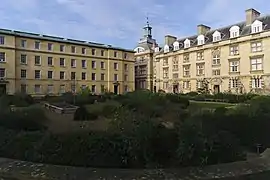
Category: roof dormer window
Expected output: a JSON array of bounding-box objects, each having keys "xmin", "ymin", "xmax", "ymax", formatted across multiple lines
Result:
[
  {"xmin": 229, "ymin": 26, "xmax": 240, "ymax": 38},
  {"xmin": 251, "ymin": 20, "xmax": 263, "ymax": 34},
  {"xmin": 173, "ymin": 41, "xmax": 179, "ymax": 51},
  {"xmin": 164, "ymin": 44, "xmax": 169, "ymax": 53},
  {"xmin": 197, "ymin": 35, "xmax": 205, "ymax": 45},
  {"xmin": 134, "ymin": 47, "xmax": 145, "ymax": 53},
  {"xmin": 184, "ymin": 39, "xmax": 190, "ymax": 48},
  {"xmin": 155, "ymin": 47, "xmax": 160, "ymax": 52},
  {"xmin": 213, "ymin": 31, "xmax": 221, "ymax": 42}
]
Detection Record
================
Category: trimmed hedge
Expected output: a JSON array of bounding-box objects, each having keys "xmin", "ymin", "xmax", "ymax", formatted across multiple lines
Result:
[{"xmin": 182, "ymin": 93, "xmax": 258, "ymax": 103}]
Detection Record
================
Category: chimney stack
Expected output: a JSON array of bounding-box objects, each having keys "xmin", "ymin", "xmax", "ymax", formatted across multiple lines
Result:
[
  {"xmin": 197, "ymin": 24, "xmax": 211, "ymax": 35},
  {"xmin": 164, "ymin": 35, "xmax": 177, "ymax": 45},
  {"xmin": 246, "ymin": 8, "xmax": 260, "ymax": 25}
]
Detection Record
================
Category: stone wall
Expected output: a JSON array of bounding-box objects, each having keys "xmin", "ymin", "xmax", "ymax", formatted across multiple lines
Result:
[{"xmin": 0, "ymin": 157, "xmax": 270, "ymax": 180}]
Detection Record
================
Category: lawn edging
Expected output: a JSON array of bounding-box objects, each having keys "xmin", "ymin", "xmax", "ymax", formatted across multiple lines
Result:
[{"xmin": 1, "ymin": 155, "xmax": 270, "ymax": 180}]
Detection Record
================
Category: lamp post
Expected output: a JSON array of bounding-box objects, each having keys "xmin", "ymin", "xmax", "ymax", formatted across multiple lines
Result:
[{"xmin": 70, "ymin": 76, "xmax": 76, "ymax": 105}]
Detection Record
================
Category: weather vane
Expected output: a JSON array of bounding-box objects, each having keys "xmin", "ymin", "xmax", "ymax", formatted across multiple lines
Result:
[{"xmin": 146, "ymin": 12, "xmax": 149, "ymax": 26}]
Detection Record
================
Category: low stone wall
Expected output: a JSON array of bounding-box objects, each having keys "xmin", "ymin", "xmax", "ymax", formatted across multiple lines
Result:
[
  {"xmin": 44, "ymin": 103, "xmax": 78, "ymax": 114},
  {"xmin": 1, "ymin": 157, "xmax": 270, "ymax": 180}
]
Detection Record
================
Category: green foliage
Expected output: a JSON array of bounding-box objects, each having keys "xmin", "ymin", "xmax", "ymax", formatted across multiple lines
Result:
[
  {"xmin": 188, "ymin": 92, "xmax": 258, "ymax": 103},
  {"xmin": 177, "ymin": 112, "xmax": 245, "ymax": 167},
  {"xmin": 0, "ymin": 93, "xmax": 34, "ymax": 107},
  {"xmin": 45, "ymin": 92, "xmax": 96, "ymax": 106},
  {"xmin": 221, "ymin": 96, "xmax": 270, "ymax": 148},
  {"xmin": 78, "ymin": 86, "xmax": 92, "ymax": 96},
  {"xmin": 1, "ymin": 91, "xmax": 270, "ymax": 170},
  {"xmin": 114, "ymin": 91, "xmax": 189, "ymax": 118},
  {"xmin": 102, "ymin": 104, "xmax": 118, "ymax": 118},
  {"xmin": 0, "ymin": 131, "xmax": 44, "ymax": 161},
  {"xmin": 73, "ymin": 106, "xmax": 86, "ymax": 120},
  {"xmin": 109, "ymin": 106, "xmax": 179, "ymax": 168},
  {"xmin": 166, "ymin": 94, "xmax": 190, "ymax": 108},
  {"xmin": 0, "ymin": 106, "xmax": 47, "ymax": 131}
]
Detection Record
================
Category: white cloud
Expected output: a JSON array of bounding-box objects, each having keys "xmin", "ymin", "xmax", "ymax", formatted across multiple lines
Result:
[
  {"xmin": 0, "ymin": 0, "xmax": 268, "ymax": 48},
  {"xmin": 51, "ymin": 0, "xmax": 184, "ymax": 46},
  {"xmin": 199, "ymin": 0, "xmax": 269, "ymax": 28}
]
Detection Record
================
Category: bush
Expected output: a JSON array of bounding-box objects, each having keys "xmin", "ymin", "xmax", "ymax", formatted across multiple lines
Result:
[
  {"xmin": 0, "ymin": 93, "xmax": 34, "ymax": 107},
  {"xmin": 177, "ymin": 112, "xmax": 245, "ymax": 167},
  {"xmin": 0, "ymin": 91, "xmax": 268, "ymax": 170},
  {"xmin": 74, "ymin": 106, "xmax": 98, "ymax": 121},
  {"xmin": 0, "ymin": 106, "xmax": 47, "ymax": 131},
  {"xmin": 0, "ymin": 131, "xmax": 44, "ymax": 161},
  {"xmin": 102, "ymin": 104, "xmax": 118, "ymax": 118},
  {"xmin": 186, "ymin": 91, "xmax": 198, "ymax": 96},
  {"xmin": 88, "ymin": 112, "xmax": 98, "ymax": 120},
  {"xmin": 74, "ymin": 106, "xmax": 89, "ymax": 121}
]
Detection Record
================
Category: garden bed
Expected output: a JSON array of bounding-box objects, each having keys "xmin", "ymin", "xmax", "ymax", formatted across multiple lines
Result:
[{"xmin": 44, "ymin": 102, "xmax": 78, "ymax": 114}]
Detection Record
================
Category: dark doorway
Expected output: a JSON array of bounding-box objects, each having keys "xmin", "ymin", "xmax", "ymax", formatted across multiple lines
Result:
[
  {"xmin": 0, "ymin": 84, "xmax": 6, "ymax": 95},
  {"xmin": 213, "ymin": 85, "xmax": 220, "ymax": 94},
  {"xmin": 113, "ymin": 85, "xmax": 118, "ymax": 94},
  {"xmin": 173, "ymin": 84, "xmax": 178, "ymax": 93},
  {"xmin": 153, "ymin": 86, "xmax": 156, "ymax": 93}
]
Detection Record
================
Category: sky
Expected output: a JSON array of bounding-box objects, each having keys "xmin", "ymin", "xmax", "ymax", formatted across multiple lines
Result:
[{"xmin": 0, "ymin": 0, "xmax": 269, "ymax": 49}]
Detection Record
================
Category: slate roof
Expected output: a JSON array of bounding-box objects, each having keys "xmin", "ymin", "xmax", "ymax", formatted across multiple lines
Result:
[
  {"xmin": 0, "ymin": 28, "xmax": 134, "ymax": 52},
  {"xmin": 158, "ymin": 15, "xmax": 270, "ymax": 53},
  {"xmin": 137, "ymin": 42, "xmax": 153, "ymax": 51}
]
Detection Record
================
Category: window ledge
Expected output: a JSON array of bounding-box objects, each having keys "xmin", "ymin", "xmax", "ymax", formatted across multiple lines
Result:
[
  {"xmin": 250, "ymin": 70, "xmax": 264, "ymax": 74},
  {"xmin": 249, "ymin": 53, "xmax": 264, "ymax": 58},
  {"xmin": 229, "ymin": 72, "xmax": 240, "ymax": 75},
  {"xmin": 183, "ymin": 61, "xmax": 190, "ymax": 64},
  {"xmin": 228, "ymin": 54, "xmax": 240, "ymax": 58}
]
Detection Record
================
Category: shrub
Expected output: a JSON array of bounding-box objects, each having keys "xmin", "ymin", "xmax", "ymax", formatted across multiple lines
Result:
[
  {"xmin": 73, "ymin": 106, "xmax": 98, "ymax": 121},
  {"xmin": 186, "ymin": 91, "xmax": 198, "ymax": 96},
  {"xmin": 88, "ymin": 112, "xmax": 98, "ymax": 120},
  {"xmin": 74, "ymin": 106, "xmax": 90, "ymax": 121},
  {"xmin": 0, "ymin": 106, "xmax": 47, "ymax": 131},
  {"xmin": 96, "ymin": 95, "xmax": 106, "ymax": 102},
  {"xmin": 0, "ymin": 94, "xmax": 34, "ymax": 107},
  {"xmin": 176, "ymin": 113, "xmax": 245, "ymax": 167},
  {"xmin": 102, "ymin": 104, "xmax": 118, "ymax": 118},
  {"xmin": 0, "ymin": 131, "xmax": 44, "ymax": 161}
]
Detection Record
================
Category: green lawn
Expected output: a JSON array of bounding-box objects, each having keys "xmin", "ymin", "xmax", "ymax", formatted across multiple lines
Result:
[{"xmin": 189, "ymin": 100, "xmax": 235, "ymax": 110}]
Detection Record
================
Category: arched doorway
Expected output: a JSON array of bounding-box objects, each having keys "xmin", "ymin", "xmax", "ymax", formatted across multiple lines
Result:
[
  {"xmin": 210, "ymin": 78, "xmax": 222, "ymax": 94},
  {"xmin": 113, "ymin": 81, "xmax": 119, "ymax": 94},
  {"xmin": 0, "ymin": 80, "xmax": 8, "ymax": 95}
]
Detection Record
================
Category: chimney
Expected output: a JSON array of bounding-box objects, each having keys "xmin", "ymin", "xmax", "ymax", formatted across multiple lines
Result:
[
  {"xmin": 197, "ymin": 24, "xmax": 211, "ymax": 35},
  {"xmin": 164, "ymin": 35, "xmax": 177, "ymax": 45},
  {"xmin": 246, "ymin": 8, "xmax": 260, "ymax": 25}
]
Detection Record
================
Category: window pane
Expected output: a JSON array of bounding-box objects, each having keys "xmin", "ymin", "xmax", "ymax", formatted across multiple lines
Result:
[
  {"xmin": 257, "ymin": 64, "xmax": 262, "ymax": 70},
  {"xmin": 251, "ymin": 64, "xmax": 257, "ymax": 70}
]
